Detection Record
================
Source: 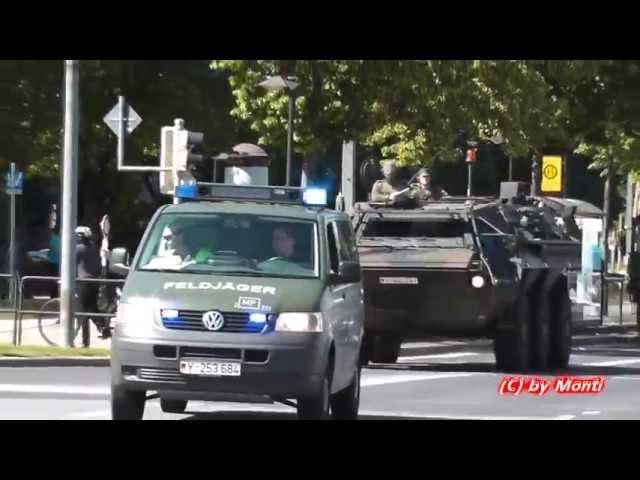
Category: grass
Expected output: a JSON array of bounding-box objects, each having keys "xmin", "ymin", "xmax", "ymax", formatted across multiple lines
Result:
[{"xmin": 0, "ymin": 343, "xmax": 110, "ymax": 358}]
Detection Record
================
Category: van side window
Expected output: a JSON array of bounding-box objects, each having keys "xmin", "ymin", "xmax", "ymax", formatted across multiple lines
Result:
[
  {"xmin": 336, "ymin": 220, "xmax": 358, "ymax": 262},
  {"xmin": 327, "ymin": 222, "xmax": 340, "ymax": 273}
]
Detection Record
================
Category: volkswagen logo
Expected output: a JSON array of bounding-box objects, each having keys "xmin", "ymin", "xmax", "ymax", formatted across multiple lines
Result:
[{"xmin": 202, "ymin": 311, "xmax": 225, "ymax": 331}]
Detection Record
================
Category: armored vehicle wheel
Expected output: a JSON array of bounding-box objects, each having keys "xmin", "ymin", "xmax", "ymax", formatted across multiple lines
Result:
[
  {"xmin": 370, "ymin": 333, "xmax": 402, "ymax": 364},
  {"xmin": 298, "ymin": 368, "xmax": 331, "ymax": 420},
  {"xmin": 494, "ymin": 292, "xmax": 531, "ymax": 373},
  {"xmin": 160, "ymin": 398, "xmax": 188, "ymax": 414},
  {"xmin": 548, "ymin": 281, "xmax": 572, "ymax": 370},
  {"xmin": 331, "ymin": 366, "xmax": 361, "ymax": 420},
  {"xmin": 530, "ymin": 273, "xmax": 552, "ymax": 372},
  {"xmin": 111, "ymin": 383, "xmax": 146, "ymax": 420}
]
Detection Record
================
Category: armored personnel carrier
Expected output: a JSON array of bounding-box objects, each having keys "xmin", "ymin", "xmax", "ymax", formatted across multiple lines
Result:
[{"xmin": 353, "ymin": 182, "xmax": 581, "ymax": 373}]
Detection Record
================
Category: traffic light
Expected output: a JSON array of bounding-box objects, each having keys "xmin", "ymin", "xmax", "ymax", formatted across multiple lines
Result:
[
  {"xmin": 465, "ymin": 148, "xmax": 478, "ymax": 163},
  {"xmin": 159, "ymin": 119, "xmax": 206, "ymax": 195}
]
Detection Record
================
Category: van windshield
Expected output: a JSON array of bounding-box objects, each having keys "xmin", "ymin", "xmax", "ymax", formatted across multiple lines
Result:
[{"xmin": 137, "ymin": 213, "xmax": 318, "ymax": 279}]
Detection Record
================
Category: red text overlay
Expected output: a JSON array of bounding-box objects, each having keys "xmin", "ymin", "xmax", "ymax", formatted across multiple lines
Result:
[{"xmin": 499, "ymin": 376, "xmax": 605, "ymax": 396}]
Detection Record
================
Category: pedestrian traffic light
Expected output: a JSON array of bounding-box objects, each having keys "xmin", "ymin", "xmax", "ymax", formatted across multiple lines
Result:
[{"xmin": 466, "ymin": 148, "xmax": 478, "ymax": 163}]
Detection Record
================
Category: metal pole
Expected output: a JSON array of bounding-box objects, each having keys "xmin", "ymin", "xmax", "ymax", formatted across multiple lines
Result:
[
  {"xmin": 117, "ymin": 96, "xmax": 127, "ymax": 170},
  {"xmin": 626, "ymin": 172, "xmax": 634, "ymax": 260},
  {"xmin": 531, "ymin": 151, "xmax": 539, "ymax": 196},
  {"xmin": 8, "ymin": 164, "xmax": 15, "ymax": 304},
  {"xmin": 60, "ymin": 60, "xmax": 79, "ymax": 348},
  {"xmin": 286, "ymin": 94, "xmax": 294, "ymax": 186},
  {"xmin": 467, "ymin": 163, "xmax": 472, "ymax": 197},
  {"xmin": 508, "ymin": 156, "xmax": 513, "ymax": 182}
]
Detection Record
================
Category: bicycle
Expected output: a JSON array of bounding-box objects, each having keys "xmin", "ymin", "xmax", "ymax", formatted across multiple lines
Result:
[{"xmin": 37, "ymin": 294, "xmax": 89, "ymax": 347}]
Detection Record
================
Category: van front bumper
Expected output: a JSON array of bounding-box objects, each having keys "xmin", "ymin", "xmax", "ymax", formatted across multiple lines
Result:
[{"xmin": 111, "ymin": 333, "xmax": 330, "ymax": 401}]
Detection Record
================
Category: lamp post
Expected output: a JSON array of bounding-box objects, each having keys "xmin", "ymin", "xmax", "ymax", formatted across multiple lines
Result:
[{"xmin": 259, "ymin": 76, "xmax": 300, "ymax": 186}]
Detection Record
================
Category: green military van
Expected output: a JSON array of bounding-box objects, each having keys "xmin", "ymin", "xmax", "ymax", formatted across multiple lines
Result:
[{"xmin": 109, "ymin": 183, "xmax": 364, "ymax": 420}]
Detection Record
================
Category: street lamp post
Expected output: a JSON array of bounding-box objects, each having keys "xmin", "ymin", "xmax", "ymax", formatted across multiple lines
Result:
[{"xmin": 259, "ymin": 76, "xmax": 300, "ymax": 186}]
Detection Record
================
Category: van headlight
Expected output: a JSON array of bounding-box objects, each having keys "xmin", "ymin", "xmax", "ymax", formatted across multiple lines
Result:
[
  {"xmin": 275, "ymin": 313, "xmax": 324, "ymax": 333},
  {"xmin": 116, "ymin": 302, "xmax": 157, "ymax": 337}
]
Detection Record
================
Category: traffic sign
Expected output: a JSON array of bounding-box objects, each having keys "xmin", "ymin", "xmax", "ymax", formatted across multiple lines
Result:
[
  {"xmin": 103, "ymin": 101, "xmax": 142, "ymax": 137},
  {"xmin": 541, "ymin": 155, "xmax": 563, "ymax": 193},
  {"xmin": 4, "ymin": 165, "xmax": 23, "ymax": 195}
]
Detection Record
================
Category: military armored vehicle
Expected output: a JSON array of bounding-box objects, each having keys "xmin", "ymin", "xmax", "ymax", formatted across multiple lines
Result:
[{"xmin": 353, "ymin": 182, "xmax": 581, "ymax": 373}]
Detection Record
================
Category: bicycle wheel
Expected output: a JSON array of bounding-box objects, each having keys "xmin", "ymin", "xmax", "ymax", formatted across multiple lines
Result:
[
  {"xmin": 38, "ymin": 298, "xmax": 61, "ymax": 347},
  {"xmin": 37, "ymin": 298, "xmax": 85, "ymax": 347}
]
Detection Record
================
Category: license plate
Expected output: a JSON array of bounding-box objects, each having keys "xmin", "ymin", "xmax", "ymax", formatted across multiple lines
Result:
[
  {"xmin": 379, "ymin": 277, "xmax": 419, "ymax": 285},
  {"xmin": 179, "ymin": 359, "xmax": 241, "ymax": 377}
]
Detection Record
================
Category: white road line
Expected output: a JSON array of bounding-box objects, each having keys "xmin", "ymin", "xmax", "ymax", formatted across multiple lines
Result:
[
  {"xmin": 362, "ymin": 372, "xmax": 476, "ymax": 387},
  {"xmin": 398, "ymin": 352, "xmax": 480, "ymax": 362},
  {"xmin": 68, "ymin": 410, "xmax": 111, "ymax": 419},
  {"xmin": 402, "ymin": 341, "xmax": 470, "ymax": 349},
  {"xmin": 581, "ymin": 359, "xmax": 640, "ymax": 367},
  {"xmin": 582, "ymin": 411, "xmax": 601, "ymax": 416},
  {"xmin": 0, "ymin": 384, "xmax": 109, "ymax": 396},
  {"xmin": 359, "ymin": 411, "xmax": 576, "ymax": 420}
]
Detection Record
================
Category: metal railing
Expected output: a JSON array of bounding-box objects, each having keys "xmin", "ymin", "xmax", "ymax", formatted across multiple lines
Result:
[{"xmin": 14, "ymin": 276, "xmax": 125, "ymax": 347}]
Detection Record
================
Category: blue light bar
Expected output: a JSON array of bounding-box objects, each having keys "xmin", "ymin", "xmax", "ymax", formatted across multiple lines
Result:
[
  {"xmin": 175, "ymin": 184, "xmax": 198, "ymax": 199},
  {"xmin": 162, "ymin": 309, "xmax": 180, "ymax": 320},
  {"xmin": 249, "ymin": 313, "xmax": 267, "ymax": 324},
  {"xmin": 302, "ymin": 188, "xmax": 327, "ymax": 206}
]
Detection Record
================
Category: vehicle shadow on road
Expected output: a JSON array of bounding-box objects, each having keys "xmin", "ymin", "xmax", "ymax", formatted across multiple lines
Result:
[{"xmin": 180, "ymin": 411, "xmax": 428, "ymax": 420}]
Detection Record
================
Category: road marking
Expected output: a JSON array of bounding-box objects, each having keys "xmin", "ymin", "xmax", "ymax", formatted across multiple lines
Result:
[
  {"xmin": 0, "ymin": 384, "xmax": 109, "ymax": 396},
  {"xmin": 68, "ymin": 410, "xmax": 110, "ymax": 419},
  {"xmin": 402, "ymin": 341, "xmax": 471, "ymax": 349},
  {"xmin": 362, "ymin": 372, "xmax": 476, "ymax": 387},
  {"xmin": 581, "ymin": 359, "xmax": 640, "ymax": 367},
  {"xmin": 398, "ymin": 352, "xmax": 480, "ymax": 362},
  {"xmin": 582, "ymin": 411, "xmax": 601, "ymax": 416},
  {"xmin": 359, "ymin": 411, "xmax": 576, "ymax": 420}
]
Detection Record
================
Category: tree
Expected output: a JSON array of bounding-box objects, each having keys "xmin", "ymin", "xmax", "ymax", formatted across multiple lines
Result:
[{"xmin": 211, "ymin": 60, "xmax": 580, "ymax": 168}]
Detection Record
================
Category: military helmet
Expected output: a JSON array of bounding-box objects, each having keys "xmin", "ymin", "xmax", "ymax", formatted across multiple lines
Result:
[{"xmin": 417, "ymin": 167, "xmax": 431, "ymax": 178}]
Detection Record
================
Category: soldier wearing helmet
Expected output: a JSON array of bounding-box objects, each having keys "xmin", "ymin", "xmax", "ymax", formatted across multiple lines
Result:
[
  {"xmin": 409, "ymin": 167, "xmax": 448, "ymax": 203},
  {"xmin": 370, "ymin": 160, "xmax": 410, "ymax": 204}
]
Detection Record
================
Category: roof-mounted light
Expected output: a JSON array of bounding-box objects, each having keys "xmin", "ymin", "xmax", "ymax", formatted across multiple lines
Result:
[{"xmin": 302, "ymin": 188, "xmax": 327, "ymax": 207}]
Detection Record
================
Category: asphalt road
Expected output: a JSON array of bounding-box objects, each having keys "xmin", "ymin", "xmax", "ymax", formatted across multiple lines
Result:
[{"xmin": 1, "ymin": 334, "xmax": 640, "ymax": 420}]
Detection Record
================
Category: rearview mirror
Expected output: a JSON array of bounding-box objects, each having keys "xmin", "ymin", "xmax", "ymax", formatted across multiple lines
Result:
[
  {"xmin": 109, "ymin": 247, "xmax": 130, "ymax": 278},
  {"xmin": 330, "ymin": 261, "xmax": 361, "ymax": 284}
]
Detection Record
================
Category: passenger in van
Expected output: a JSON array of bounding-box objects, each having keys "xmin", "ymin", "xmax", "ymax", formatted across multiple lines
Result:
[{"xmin": 257, "ymin": 225, "xmax": 309, "ymax": 275}]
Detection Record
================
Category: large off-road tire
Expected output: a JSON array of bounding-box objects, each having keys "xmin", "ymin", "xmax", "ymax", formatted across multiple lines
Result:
[
  {"xmin": 297, "ymin": 369, "xmax": 331, "ymax": 420},
  {"xmin": 160, "ymin": 398, "xmax": 188, "ymax": 414},
  {"xmin": 548, "ymin": 280, "xmax": 572, "ymax": 371},
  {"xmin": 529, "ymin": 272, "xmax": 552, "ymax": 372},
  {"xmin": 111, "ymin": 383, "xmax": 146, "ymax": 420},
  {"xmin": 331, "ymin": 367, "xmax": 361, "ymax": 420},
  {"xmin": 494, "ymin": 291, "xmax": 531, "ymax": 373},
  {"xmin": 370, "ymin": 333, "xmax": 402, "ymax": 364}
]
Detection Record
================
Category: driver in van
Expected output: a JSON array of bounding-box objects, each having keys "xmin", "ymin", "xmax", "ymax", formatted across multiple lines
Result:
[{"xmin": 272, "ymin": 225, "xmax": 296, "ymax": 259}]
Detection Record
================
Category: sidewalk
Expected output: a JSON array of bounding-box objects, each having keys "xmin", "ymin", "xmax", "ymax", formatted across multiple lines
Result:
[{"xmin": 0, "ymin": 318, "xmax": 111, "ymax": 349}]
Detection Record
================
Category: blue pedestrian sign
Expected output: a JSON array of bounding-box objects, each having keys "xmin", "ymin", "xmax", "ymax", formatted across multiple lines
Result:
[{"xmin": 5, "ymin": 164, "xmax": 23, "ymax": 195}]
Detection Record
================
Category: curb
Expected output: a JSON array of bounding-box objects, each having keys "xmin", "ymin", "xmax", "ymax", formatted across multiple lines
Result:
[{"xmin": 0, "ymin": 357, "xmax": 110, "ymax": 367}]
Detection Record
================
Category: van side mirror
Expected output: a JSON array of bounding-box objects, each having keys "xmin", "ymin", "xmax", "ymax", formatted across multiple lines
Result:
[
  {"xmin": 109, "ymin": 247, "xmax": 130, "ymax": 277},
  {"xmin": 330, "ymin": 261, "xmax": 361, "ymax": 284}
]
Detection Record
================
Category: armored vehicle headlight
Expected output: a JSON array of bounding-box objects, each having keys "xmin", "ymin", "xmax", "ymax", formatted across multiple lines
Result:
[
  {"xmin": 275, "ymin": 313, "xmax": 324, "ymax": 333},
  {"xmin": 471, "ymin": 275, "xmax": 485, "ymax": 289}
]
